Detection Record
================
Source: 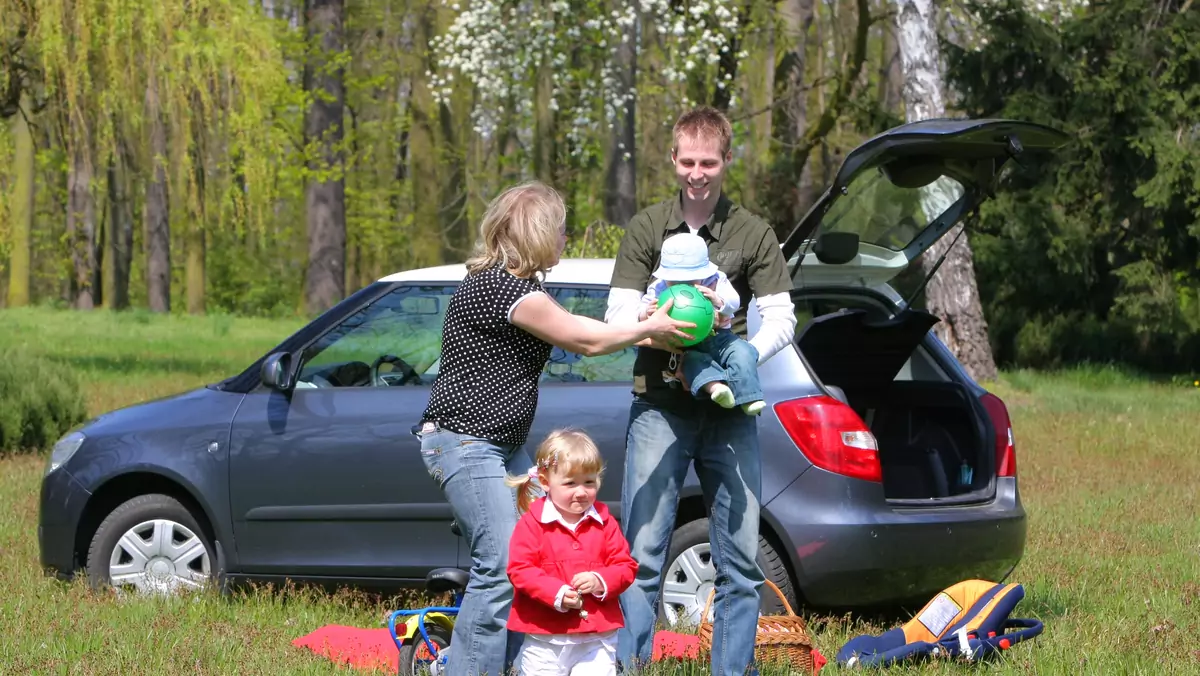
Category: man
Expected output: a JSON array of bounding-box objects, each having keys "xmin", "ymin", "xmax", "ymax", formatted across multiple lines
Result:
[{"xmin": 604, "ymin": 106, "xmax": 797, "ymax": 675}]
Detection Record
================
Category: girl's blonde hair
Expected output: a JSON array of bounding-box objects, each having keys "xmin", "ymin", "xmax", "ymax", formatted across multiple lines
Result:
[
  {"xmin": 465, "ymin": 181, "xmax": 566, "ymax": 279},
  {"xmin": 506, "ymin": 428, "xmax": 605, "ymax": 514}
]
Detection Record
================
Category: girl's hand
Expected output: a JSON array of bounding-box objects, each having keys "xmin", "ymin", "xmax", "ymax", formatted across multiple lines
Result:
[
  {"xmin": 571, "ymin": 572, "xmax": 603, "ymax": 596},
  {"xmin": 561, "ymin": 588, "xmax": 583, "ymax": 609}
]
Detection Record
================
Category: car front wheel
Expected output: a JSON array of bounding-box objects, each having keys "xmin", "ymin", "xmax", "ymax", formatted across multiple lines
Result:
[
  {"xmin": 658, "ymin": 518, "xmax": 797, "ymax": 627},
  {"xmin": 86, "ymin": 494, "xmax": 213, "ymax": 595}
]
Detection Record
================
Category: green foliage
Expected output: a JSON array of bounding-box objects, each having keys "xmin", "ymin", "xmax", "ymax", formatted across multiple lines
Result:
[
  {"xmin": 945, "ymin": 0, "xmax": 1200, "ymax": 373},
  {"xmin": 563, "ymin": 222, "xmax": 625, "ymax": 259},
  {"xmin": 0, "ymin": 348, "xmax": 88, "ymax": 454}
]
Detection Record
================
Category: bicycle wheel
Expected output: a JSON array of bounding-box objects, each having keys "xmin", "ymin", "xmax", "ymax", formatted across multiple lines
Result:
[{"xmin": 397, "ymin": 623, "xmax": 452, "ymax": 676}]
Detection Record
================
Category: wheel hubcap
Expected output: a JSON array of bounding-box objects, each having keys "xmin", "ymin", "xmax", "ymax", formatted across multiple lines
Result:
[
  {"xmin": 108, "ymin": 518, "xmax": 211, "ymax": 595},
  {"xmin": 661, "ymin": 543, "xmax": 715, "ymax": 627}
]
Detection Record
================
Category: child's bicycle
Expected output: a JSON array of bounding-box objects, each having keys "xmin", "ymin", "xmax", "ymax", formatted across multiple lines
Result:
[{"xmin": 387, "ymin": 522, "xmax": 468, "ymax": 676}]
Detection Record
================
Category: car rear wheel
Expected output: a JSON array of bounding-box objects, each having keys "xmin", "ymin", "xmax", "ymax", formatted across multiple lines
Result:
[
  {"xmin": 86, "ymin": 494, "xmax": 213, "ymax": 595},
  {"xmin": 658, "ymin": 518, "xmax": 797, "ymax": 627}
]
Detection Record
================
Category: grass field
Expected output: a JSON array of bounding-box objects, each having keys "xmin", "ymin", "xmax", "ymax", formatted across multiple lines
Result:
[{"xmin": 2, "ymin": 306, "xmax": 1199, "ymax": 674}]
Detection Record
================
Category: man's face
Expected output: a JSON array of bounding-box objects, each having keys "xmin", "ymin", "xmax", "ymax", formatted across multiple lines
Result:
[{"xmin": 672, "ymin": 134, "xmax": 731, "ymax": 204}]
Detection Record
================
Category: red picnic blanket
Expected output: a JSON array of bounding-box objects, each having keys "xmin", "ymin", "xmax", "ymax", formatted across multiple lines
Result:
[{"xmin": 293, "ymin": 624, "xmax": 826, "ymax": 673}]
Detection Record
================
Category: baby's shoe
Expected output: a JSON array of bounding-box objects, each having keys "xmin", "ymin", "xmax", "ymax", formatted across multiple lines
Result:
[{"xmin": 709, "ymin": 383, "xmax": 735, "ymax": 409}]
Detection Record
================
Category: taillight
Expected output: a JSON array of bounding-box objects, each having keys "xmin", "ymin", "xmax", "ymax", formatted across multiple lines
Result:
[
  {"xmin": 980, "ymin": 393, "xmax": 1016, "ymax": 477},
  {"xmin": 773, "ymin": 395, "xmax": 881, "ymax": 483}
]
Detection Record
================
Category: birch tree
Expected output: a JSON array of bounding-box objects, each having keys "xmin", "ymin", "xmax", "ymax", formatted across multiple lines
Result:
[{"xmin": 895, "ymin": 0, "xmax": 997, "ymax": 381}]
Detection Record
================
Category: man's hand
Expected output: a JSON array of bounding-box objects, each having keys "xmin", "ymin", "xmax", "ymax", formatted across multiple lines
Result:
[
  {"xmin": 645, "ymin": 336, "xmax": 683, "ymax": 352},
  {"xmin": 674, "ymin": 360, "xmax": 691, "ymax": 391},
  {"xmin": 572, "ymin": 572, "xmax": 603, "ymax": 596}
]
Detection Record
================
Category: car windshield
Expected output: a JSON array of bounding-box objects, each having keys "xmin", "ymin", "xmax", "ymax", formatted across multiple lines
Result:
[{"xmin": 819, "ymin": 167, "xmax": 966, "ymax": 252}]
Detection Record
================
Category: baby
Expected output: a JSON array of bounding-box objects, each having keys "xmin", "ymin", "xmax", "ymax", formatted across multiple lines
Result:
[{"xmin": 639, "ymin": 232, "xmax": 766, "ymax": 416}]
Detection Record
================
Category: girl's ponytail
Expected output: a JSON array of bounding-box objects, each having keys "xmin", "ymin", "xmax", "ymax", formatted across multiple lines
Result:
[{"xmin": 504, "ymin": 465, "xmax": 541, "ymax": 514}]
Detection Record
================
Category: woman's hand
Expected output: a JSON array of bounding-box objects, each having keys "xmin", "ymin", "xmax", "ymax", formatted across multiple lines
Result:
[{"xmin": 643, "ymin": 298, "xmax": 695, "ymax": 348}]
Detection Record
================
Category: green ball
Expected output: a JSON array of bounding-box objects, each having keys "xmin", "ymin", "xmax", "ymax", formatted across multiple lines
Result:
[{"xmin": 658, "ymin": 284, "xmax": 714, "ymax": 347}]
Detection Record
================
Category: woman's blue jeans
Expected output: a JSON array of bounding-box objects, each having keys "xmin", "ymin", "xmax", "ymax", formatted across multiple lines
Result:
[{"xmin": 417, "ymin": 423, "xmax": 531, "ymax": 676}]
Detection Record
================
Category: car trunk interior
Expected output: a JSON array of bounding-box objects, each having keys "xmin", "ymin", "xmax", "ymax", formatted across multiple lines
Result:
[{"xmin": 793, "ymin": 295, "xmax": 996, "ymax": 503}]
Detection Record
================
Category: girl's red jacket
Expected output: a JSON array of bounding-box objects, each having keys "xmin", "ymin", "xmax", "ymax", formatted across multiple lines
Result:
[{"xmin": 506, "ymin": 497, "xmax": 638, "ymax": 635}]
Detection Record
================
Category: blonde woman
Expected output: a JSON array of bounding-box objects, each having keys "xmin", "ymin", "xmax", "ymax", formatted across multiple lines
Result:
[{"xmin": 414, "ymin": 181, "xmax": 692, "ymax": 676}]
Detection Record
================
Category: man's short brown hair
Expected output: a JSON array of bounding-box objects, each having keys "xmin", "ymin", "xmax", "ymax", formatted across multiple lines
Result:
[{"xmin": 672, "ymin": 106, "xmax": 733, "ymax": 156}]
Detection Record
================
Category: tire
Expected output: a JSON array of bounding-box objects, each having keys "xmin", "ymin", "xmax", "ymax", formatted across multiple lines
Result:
[
  {"xmin": 397, "ymin": 623, "xmax": 453, "ymax": 676},
  {"xmin": 658, "ymin": 518, "xmax": 798, "ymax": 627},
  {"xmin": 86, "ymin": 493, "xmax": 214, "ymax": 595}
]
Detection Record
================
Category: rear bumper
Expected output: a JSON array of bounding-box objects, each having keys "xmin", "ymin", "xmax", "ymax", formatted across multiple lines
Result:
[
  {"xmin": 38, "ymin": 467, "xmax": 92, "ymax": 578},
  {"xmin": 766, "ymin": 472, "xmax": 1025, "ymax": 608}
]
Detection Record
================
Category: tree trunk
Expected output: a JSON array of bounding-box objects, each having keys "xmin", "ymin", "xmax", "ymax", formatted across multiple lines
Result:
[
  {"xmin": 895, "ymin": 0, "xmax": 998, "ymax": 382},
  {"xmin": 711, "ymin": 0, "xmax": 752, "ymax": 111},
  {"xmin": 533, "ymin": 6, "xmax": 557, "ymax": 188},
  {"xmin": 878, "ymin": 22, "xmax": 903, "ymax": 116},
  {"xmin": 408, "ymin": 4, "xmax": 443, "ymax": 268},
  {"xmin": 742, "ymin": 8, "xmax": 775, "ymax": 211},
  {"xmin": 766, "ymin": 0, "xmax": 817, "ymax": 233},
  {"xmin": 187, "ymin": 136, "xmax": 207, "ymax": 315},
  {"xmin": 67, "ymin": 126, "xmax": 97, "ymax": 310},
  {"xmin": 438, "ymin": 105, "xmax": 469, "ymax": 261},
  {"xmin": 145, "ymin": 73, "xmax": 171, "ymax": 314},
  {"xmin": 303, "ymin": 0, "xmax": 347, "ymax": 315},
  {"xmin": 104, "ymin": 150, "xmax": 133, "ymax": 310},
  {"xmin": 605, "ymin": 11, "xmax": 637, "ymax": 227},
  {"xmin": 186, "ymin": 224, "xmax": 206, "ymax": 314},
  {"xmin": 6, "ymin": 92, "xmax": 33, "ymax": 308}
]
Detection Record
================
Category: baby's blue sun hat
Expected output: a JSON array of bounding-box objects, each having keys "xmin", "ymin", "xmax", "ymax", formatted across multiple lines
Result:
[{"xmin": 654, "ymin": 233, "xmax": 718, "ymax": 281}]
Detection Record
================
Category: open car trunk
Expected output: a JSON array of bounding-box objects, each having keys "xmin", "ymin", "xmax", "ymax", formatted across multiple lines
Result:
[{"xmin": 796, "ymin": 308, "xmax": 996, "ymax": 504}]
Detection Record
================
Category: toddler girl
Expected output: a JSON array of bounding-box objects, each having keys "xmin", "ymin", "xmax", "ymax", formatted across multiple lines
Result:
[{"xmin": 505, "ymin": 429, "xmax": 638, "ymax": 676}]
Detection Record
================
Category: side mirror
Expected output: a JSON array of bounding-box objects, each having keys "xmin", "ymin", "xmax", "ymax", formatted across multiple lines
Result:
[{"xmin": 260, "ymin": 352, "xmax": 296, "ymax": 392}]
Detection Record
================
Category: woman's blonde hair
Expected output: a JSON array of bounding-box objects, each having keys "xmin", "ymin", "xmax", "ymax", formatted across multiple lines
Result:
[
  {"xmin": 465, "ymin": 181, "xmax": 566, "ymax": 278},
  {"xmin": 506, "ymin": 428, "xmax": 605, "ymax": 514}
]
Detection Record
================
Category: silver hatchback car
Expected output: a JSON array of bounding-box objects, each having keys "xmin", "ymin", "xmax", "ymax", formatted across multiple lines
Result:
[{"xmin": 39, "ymin": 118, "xmax": 1066, "ymax": 625}]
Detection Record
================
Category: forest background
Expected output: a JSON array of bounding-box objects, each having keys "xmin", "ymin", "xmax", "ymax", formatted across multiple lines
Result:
[{"xmin": 1, "ymin": 0, "xmax": 1197, "ymax": 375}]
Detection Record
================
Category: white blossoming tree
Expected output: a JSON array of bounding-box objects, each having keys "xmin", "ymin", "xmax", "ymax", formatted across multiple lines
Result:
[{"xmin": 426, "ymin": 0, "xmax": 747, "ymax": 222}]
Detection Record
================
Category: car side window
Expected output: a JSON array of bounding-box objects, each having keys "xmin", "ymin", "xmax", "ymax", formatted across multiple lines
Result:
[
  {"xmin": 295, "ymin": 285, "xmax": 455, "ymax": 388},
  {"xmin": 541, "ymin": 285, "xmax": 635, "ymax": 384}
]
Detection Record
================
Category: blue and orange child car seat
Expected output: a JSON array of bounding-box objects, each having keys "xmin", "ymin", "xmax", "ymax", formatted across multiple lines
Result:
[{"xmin": 836, "ymin": 579, "xmax": 1044, "ymax": 668}]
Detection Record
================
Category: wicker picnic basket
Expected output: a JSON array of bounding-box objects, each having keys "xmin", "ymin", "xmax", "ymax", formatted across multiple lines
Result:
[{"xmin": 697, "ymin": 579, "xmax": 817, "ymax": 673}]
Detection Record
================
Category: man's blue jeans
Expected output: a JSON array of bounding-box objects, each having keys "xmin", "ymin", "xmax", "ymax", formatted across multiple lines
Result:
[
  {"xmin": 418, "ymin": 424, "xmax": 530, "ymax": 676},
  {"xmin": 682, "ymin": 328, "xmax": 763, "ymax": 406},
  {"xmin": 616, "ymin": 399, "xmax": 764, "ymax": 676}
]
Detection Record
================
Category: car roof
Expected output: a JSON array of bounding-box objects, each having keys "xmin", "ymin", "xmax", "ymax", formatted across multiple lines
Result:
[{"xmin": 378, "ymin": 258, "xmax": 618, "ymax": 286}]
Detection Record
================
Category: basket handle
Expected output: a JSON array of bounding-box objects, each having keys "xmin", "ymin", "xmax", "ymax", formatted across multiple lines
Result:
[{"xmin": 700, "ymin": 578, "xmax": 796, "ymax": 621}]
